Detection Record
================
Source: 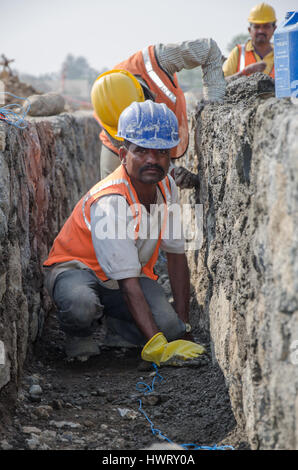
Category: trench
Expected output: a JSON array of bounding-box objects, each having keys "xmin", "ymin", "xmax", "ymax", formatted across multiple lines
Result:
[
  {"xmin": 0, "ymin": 256, "xmax": 247, "ymax": 451},
  {"xmin": 0, "ymin": 73, "xmax": 298, "ymax": 451},
  {"xmin": 0, "ymin": 110, "xmax": 247, "ymax": 451}
]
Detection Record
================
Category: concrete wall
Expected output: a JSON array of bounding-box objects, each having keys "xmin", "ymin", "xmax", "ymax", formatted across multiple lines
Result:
[
  {"xmin": 179, "ymin": 74, "xmax": 298, "ymax": 449},
  {"xmin": 0, "ymin": 111, "xmax": 101, "ymax": 391}
]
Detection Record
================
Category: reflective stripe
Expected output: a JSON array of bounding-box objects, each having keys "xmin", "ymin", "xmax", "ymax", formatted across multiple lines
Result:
[
  {"xmin": 142, "ymin": 47, "xmax": 176, "ymax": 104},
  {"xmin": 82, "ymin": 193, "xmax": 92, "ymax": 231},
  {"xmin": 239, "ymin": 44, "xmax": 245, "ymax": 71},
  {"xmin": 161, "ymin": 176, "xmax": 172, "ymax": 206},
  {"xmin": 82, "ymin": 178, "xmax": 138, "ymax": 231}
]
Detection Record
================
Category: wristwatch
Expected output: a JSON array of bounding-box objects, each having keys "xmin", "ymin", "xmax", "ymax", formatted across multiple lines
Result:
[{"xmin": 185, "ymin": 323, "xmax": 192, "ymax": 333}]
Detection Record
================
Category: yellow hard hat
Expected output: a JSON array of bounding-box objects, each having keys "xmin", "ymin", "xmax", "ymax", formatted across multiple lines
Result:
[
  {"xmin": 248, "ymin": 3, "xmax": 277, "ymax": 24},
  {"xmin": 91, "ymin": 69, "xmax": 145, "ymax": 141}
]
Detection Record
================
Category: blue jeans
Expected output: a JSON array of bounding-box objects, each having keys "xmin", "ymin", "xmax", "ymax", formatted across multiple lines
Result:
[{"xmin": 52, "ymin": 269, "xmax": 185, "ymax": 346}]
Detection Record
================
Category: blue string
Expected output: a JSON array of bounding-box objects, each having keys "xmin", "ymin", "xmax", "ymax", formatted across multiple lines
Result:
[
  {"xmin": 0, "ymin": 92, "xmax": 31, "ymax": 129},
  {"xmin": 136, "ymin": 363, "xmax": 234, "ymax": 451},
  {"xmin": 138, "ymin": 399, "xmax": 173, "ymax": 444},
  {"xmin": 181, "ymin": 443, "xmax": 235, "ymax": 450},
  {"xmin": 136, "ymin": 363, "xmax": 163, "ymax": 395}
]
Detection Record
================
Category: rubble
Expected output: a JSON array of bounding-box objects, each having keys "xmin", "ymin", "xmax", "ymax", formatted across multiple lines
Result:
[
  {"xmin": 26, "ymin": 92, "xmax": 65, "ymax": 116},
  {"xmin": 0, "ymin": 72, "xmax": 41, "ymax": 105}
]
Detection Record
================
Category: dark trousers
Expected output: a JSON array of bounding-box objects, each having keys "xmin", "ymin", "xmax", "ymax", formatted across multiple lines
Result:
[{"xmin": 52, "ymin": 269, "xmax": 185, "ymax": 346}]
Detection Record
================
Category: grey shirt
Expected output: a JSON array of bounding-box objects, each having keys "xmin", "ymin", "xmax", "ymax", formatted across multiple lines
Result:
[{"xmin": 155, "ymin": 38, "xmax": 226, "ymax": 101}]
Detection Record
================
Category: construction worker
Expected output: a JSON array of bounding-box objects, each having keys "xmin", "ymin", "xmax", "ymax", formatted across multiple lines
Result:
[
  {"xmin": 43, "ymin": 101, "xmax": 205, "ymax": 364},
  {"xmin": 91, "ymin": 38, "xmax": 226, "ymax": 187},
  {"xmin": 223, "ymin": 3, "xmax": 277, "ymax": 79}
]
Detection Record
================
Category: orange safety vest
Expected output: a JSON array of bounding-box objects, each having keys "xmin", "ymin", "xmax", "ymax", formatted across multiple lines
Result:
[
  {"xmin": 237, "ymin": 43, "xmax": 275, "ymax": 78},
  {"xmin": 43, "ymin": 165, "xmax": 172, "ymax": 282},
  {"xmin": 98, "ymin": 45, "xmax": 189, "ymax": 159}
]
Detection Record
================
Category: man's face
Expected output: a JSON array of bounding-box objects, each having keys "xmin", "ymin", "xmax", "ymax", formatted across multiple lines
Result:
[
  {"xmin": 120, "ymin": 143, "xmax": 170, "ymax": 184},
  {"xmin": 249, "ymin": 22, "xmax": 276, "ymax": 46}
]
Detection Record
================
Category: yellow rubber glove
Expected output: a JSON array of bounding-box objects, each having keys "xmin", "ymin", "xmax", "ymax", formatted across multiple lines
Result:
[{"xmin": 141, "ymin": 332, "xmax": 206, "ymax": 366}]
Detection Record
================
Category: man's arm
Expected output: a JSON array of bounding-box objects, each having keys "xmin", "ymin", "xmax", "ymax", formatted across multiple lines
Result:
[
  {"xmin": 223, "ymin": 45, "xmax": 266, "ymax": 79},
  {"xmin": 155, "ymin": 38, "xmax": 226, "ymax": 102},
  {"xmin": 119, "ymin": 254, "xmax": 191, "ymax": 342},
  {"xmin": 166, "ymin": 252, "xmax": 190, "ymax": 324},
  {"xmin": 118, "ymin": 277, "xmax": 159, "ymax": 341},
  {"xmin": 222, "ymin": 46, "xmax": 239, "ymax": 77},
  {"xmin": 226, "ymin": 62, "xmax": 267, "ymax": 79},
  {"xmin": 120, "ymin": 269, "xmax": 203, "ymax": 365}
]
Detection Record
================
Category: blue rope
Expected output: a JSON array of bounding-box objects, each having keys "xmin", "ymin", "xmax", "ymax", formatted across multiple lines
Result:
[
  {"xmin": 136, "ymin": 363, "xmax": 234, "ymax": 451},
  {"xmin": 0, "ymin": 92, "xmax": 31, "ymax": 129},
  {"xmin": 136, "ymin": 363, "xmax": 163, "ymax": 395},
  {"xmin": 181, "ymin": 443, "xmax": 235, "ymax": 450},
  {"xmin": 138, "ymin": 399, "xmax": 173, "ymax": 444}
]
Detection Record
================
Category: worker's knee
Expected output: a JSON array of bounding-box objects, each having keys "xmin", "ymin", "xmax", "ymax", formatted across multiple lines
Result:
[{"xmin": 54, "ymin": 281, "xmax": 103, "ymax": 336}]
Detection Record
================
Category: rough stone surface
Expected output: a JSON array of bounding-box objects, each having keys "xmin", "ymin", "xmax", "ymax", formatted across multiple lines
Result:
[
  {"xmin": 178, "ymin": 73, "xmax": 298, "ymax": 449},
  {"xmin": 27, "ymin": 92, "xmax": 65, "ymax": 117},
  {"xmin": 0, "ymin": 111, "xmax": 101, "ymax": 396}
]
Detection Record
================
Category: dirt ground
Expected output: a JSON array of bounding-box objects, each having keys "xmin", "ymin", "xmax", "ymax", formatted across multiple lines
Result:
[{"xmin": 0, "ymin": 260, "xmax": 249, "ymax": 452}]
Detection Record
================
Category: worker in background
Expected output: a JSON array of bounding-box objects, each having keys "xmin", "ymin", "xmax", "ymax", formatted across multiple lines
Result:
[
  {"xmin": 223, "ymin": 3, "xmax": 277, "ymax": 79},
  {"xmin": 91, "ymin": 38, "xmax": 226, "ymax": 188},
  {"xmin": 43, "ymin": 100, "xmax": 205, "ymax": 364}
]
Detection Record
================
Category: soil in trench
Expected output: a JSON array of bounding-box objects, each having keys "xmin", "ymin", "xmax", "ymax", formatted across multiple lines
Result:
[{"xmin": 0, "ymin": 263, "xmax": 249, "ymax": 451}]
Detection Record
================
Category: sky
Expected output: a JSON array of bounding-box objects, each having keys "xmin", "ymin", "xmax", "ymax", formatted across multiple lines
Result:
[{"xmin": 1, "ymin": 0, "xmax": 297, "ymax": 76}]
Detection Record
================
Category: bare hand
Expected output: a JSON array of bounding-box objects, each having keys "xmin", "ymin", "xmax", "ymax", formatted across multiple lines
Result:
[
  {"xmin": 243, "ymin": 61, "xmax": 266, "ymax": 75},
  {"xmin": 174, "ymin": 167, "xmax": 199, "ymax": 189}
]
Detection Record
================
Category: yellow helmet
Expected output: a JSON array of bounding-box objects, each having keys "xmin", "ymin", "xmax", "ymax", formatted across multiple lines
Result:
[
  {"xmin": 91, "ymin": 69, "xmax": 145, "ymax": 141},
  {"xmin": 248, "ymin": 3, "xmax": 277, "ymax": 24}
]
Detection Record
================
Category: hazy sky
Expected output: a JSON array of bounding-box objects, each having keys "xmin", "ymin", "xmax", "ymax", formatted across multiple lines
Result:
[{"xmin": 1, "ymin": 0, "xmax": 297, "ymax": 76}]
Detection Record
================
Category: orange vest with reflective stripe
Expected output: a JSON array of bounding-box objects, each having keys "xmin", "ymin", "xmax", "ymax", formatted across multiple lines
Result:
[
  {"xmin": 236, "ymin": 44, "xmax": 275, "ymax": 78},
  {"xmin": 43, "ymin": 165, "xmax": 171, "ymax": 282},
  {"xmin": 99, "ymin": 45, "xmax": 189, "ymax": 159}
]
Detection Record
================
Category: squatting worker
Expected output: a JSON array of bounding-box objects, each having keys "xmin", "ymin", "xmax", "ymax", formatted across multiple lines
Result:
[
  {"xmin": 223, "ymin": 3, "xmax": 277, "ymax": 79},
  {"xmin": 43, "ymin": 101, "xmax": 205, "ymax": 365},
  {"xmin": 91, "ymin": 38, "xmax": 226, "ymax": 188}
]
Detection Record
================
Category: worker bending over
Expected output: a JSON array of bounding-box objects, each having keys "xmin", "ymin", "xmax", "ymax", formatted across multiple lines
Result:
[
  {"xmin": 43, "ymin": 101, "xmax": 205, "ymax": 365},
  {"xmin": 223, "ymin": 3, "xmax": 276, "ymax": 79},
  {"xmin": 91, "ymin": 38, "xmax": 226, "ymax": 187}
]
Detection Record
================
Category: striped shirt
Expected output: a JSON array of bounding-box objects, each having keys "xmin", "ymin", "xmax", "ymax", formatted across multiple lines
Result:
[{"xmin": 155, "ymin": 38, "xmax": 226, "ymax": 101}]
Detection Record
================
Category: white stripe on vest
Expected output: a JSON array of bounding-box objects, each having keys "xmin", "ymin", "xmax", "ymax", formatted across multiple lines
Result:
[
  {"xmin": 239, "ymin": 44, "xmax": 246, "ymax": 71},
  {"xmin": 142, "ymin": 47, "xmax": 176, "ymax": 104},
  {"xmin": 82, "ymin": 178, "xmax": 138, "ymax": 231}
]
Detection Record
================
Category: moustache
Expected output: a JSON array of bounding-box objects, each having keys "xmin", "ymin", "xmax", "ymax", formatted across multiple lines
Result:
[{"xmin": 140, "ymin": 164, "xmax": 165, "ymax": 174}]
